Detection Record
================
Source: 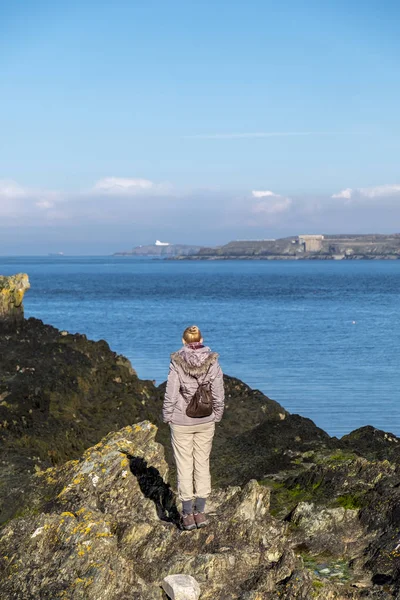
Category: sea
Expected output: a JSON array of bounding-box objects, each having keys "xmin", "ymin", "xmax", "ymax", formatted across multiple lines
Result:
[{"xmin": 1, "ymin": 256, "xmax": 399, "ymax": 439}]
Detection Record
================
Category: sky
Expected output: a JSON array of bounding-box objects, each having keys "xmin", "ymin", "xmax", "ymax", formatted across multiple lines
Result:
[{"xmin": 0, "ymin": 0, "xmax": 400, "ymax": 254}]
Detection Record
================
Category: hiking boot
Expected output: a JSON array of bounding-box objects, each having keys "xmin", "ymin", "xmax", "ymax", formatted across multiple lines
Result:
[
  {"xmin": 194, "ymin": 512, "xmax": 209, "ymax": 528},
  {"xmin": 181, "ymin": 513, "xmax": 196, "ymax": 531}
]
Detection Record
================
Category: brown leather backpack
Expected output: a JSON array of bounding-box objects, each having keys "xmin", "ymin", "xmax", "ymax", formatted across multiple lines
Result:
[{"xmin": 185, "ymin": 365, "xmax": 213, "ymax": 418}]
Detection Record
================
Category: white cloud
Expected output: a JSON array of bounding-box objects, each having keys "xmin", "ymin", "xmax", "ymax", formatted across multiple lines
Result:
[
  {"xmin": 36, "ymin": 200, "xmax": 55, "ymax": 209},
  {"xmin": 332, "ymin": 187, "xmax": 353, "ymax": 200},
  {"xmin": 2, "ymin": 175, "xmax": 400, "ymax": 241},
  {"xmin": 93, "ymin": 177, "xmax": 172, "ymax": 196},
  {"xmin": 185, "ymin": 131, "xmax": 354, "ymax": 140},
  {"xmin": 359, "ymin": 184, "xmax": 400, "ymax": 198},
  {"xmin": 332, "ymin": 184, "xmax": 400, "ymax": 202},
  {"xmin": 94, "ymin": 177, "xmax": 154, "ymax": 194},
  {"xmin": 252, "ymin": 190, "xmax": 277, "ymax": 198},
  {"xmin": 0, "ymin": 180, "xmax": 62, "ymax": 219},
  {"xmin": 0, "ymin": 179, "xmax": 27, "ymax": 198},
  {"xmin": 251, "ymin": 190, "xmax": 292, "ymax": 215},
  {"xmin": 253, "ymin": 197, "xmax": 292, "ymax": 215}
]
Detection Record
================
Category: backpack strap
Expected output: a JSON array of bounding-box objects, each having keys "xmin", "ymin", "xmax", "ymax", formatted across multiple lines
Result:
[{"xmin": 195, "ymin": 362, "xmax": 212, "ymax": 386}]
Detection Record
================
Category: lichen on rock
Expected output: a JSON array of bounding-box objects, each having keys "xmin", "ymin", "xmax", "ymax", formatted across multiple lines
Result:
[
  {"xmin": 2, "ymin": 416, "xmax": 400, "ymax": 598},
  {"xmin": 1, "ymin": 292, "xmax": 400, "ymax": 597},
  {"xmin": 0, "ymin": 273, "xmax": 30, "ymax": 328}
]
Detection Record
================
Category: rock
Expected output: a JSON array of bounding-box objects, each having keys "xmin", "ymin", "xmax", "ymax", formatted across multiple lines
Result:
[
  {"xmin": 161, "ymin": 574, "xmax": 201, "ymax": 600},
  {"xmin": 0, "ymin": 315, "xmax": 290, "ymax": 523},
  {"xmin": 2, "ymin": 416, "xmax": 400, "ymax": 598},
  {"xmin": 0, "ymin": 317, "xmax": 161, "ymax": 525},
  {"xmin": 289, "ymin": 501, "xmax": 365, "ymax": 555},
  {"xmin": 3, "ymin": 298, "xmax": 400, "ymax": 596},
  {"xmin": 340, "ymin": 425, "xmax": 400, "ymax": 463},
  {"xmin": 0, "ymin": 421, "xmax": 290, "ymax": 599},
  {"xmin": 0, "ymin": 273, "xmax": 30, "ymax": 328}
]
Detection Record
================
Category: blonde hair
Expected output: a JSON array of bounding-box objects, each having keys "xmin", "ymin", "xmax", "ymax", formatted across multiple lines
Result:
[{"xmin": 182, "ymin": 325, "xmax": 202, "ymax": 344}]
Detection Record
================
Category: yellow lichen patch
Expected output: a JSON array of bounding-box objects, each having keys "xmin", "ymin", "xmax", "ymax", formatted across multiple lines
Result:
[
  {"xmin": 79, "ymin": 511, "xmax": 97, "ymax": 523},
  {"xmin": 61, "ymin": 512, "xmax": 76, "ymax": 518},
  {"xmin": 35, "ymin": 465, "xmax": 58, "ymax": 483},
  {"xmin": 120, "ymin": 457, "xmax": 129, "ymax": 467},
  {"xmin": 76, "ymin": 541, "xmax": 92, "ymax": 556},
  {"xmin": 123, "ymin": 522, "xmax": 153, "ymax": 545},
  {"xmin": 57, "ymin": 484, "xmax": 72, "ymax": 499}
]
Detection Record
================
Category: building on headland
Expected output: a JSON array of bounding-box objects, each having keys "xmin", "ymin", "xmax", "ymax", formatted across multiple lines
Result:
[
  {"xmin": 155, "ymin": 240, "xmax": 170, "ymax": 246},
  {"xmin": 298, "ymin": 235, "xmax": 324, "ymax": 252}
]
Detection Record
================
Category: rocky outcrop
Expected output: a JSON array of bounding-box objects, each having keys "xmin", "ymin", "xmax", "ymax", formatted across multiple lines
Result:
[
  {"xmin": 0, "ymin": 317, "xmax": 287, "ymax": 525},
  {"xmin": 2, "ymin": 420, "xmax": 400, "ymax": 598},
  {"xmin": 0, "ymin": 317, "xmax": 159, "ymax": 525},
  {"xmin": 2, "ymin": 312, "xmax": 400, "ymax": 597},
  {"xmin": 0, "ymin": 273, "xmax": 30, "ymax": 328}
]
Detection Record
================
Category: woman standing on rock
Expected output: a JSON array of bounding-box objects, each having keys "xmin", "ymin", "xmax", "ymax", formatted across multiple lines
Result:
[{"xmin": 163, "ymin": 325, "xmax": 225, "ymax": 530}]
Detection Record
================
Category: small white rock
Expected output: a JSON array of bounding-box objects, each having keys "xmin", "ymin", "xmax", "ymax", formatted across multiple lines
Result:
[
  {"xmin": 90, "ymin": 474, "xmax": 99, "ymax": 487},
  {"xmin": 31, "ymin": 526, "xmax": 45, "ymax": 539},
  {"xmin": 161, "ymin": 574, "xmax": 201, "ymax": 600}
]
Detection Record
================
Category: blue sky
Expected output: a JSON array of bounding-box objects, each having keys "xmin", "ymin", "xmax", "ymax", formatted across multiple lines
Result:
[{"xmin": 1, "ymin": 0, "xmax": 400, "ymax": 253}]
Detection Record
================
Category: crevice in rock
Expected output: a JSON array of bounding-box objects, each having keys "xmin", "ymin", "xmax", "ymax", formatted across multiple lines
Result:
[
  {"xmin": 127, "ymin": 455, "xmax": 180, "ymax": 525},
  {"xmin": 371, "ymin": 573, "xmax": 393, "ymax": 585}
]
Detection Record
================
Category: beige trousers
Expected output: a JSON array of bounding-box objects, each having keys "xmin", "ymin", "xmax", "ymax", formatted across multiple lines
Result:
[{"xmin": 170, "ymin": 422, "xmax": 215, "ymax": 501}]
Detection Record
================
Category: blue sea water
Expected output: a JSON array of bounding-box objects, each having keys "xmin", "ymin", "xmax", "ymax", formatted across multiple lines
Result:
[{"xmin": 1, "ymin": 256, "xmax": 399, "ymax": 438}]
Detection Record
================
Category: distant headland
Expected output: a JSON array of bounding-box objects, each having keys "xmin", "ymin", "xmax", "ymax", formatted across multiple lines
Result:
[
  {"xmin": 114, "ymin": 240, "xmax": 203, "ymax": 257},
  {"xmin": 114, "ymin": 233, "xmax": 400, "ymax": 260}
]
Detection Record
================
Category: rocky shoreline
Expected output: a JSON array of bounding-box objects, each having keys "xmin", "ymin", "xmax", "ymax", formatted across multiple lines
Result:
[
  {"xmin": 177, "ymin": 234, "xmax": 400, "ymax": 261},
  {"xmin": 115, "ymin": 234, "xmax": 400, "ymax": 260},
  {"xmin": 1, "ymin": 275, "xmax": 400, "ymax": 598}
]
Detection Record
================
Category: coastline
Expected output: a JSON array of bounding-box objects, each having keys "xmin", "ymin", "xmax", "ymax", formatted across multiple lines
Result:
[{"xmin": 169, "ymin": 253, "xmax": 400, "ymax": 260}]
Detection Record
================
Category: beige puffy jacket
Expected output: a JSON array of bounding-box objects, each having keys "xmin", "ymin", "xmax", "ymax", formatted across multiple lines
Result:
[{"xmin": 162, "ymin": 344, "xmax": 225, "ymax": 426}]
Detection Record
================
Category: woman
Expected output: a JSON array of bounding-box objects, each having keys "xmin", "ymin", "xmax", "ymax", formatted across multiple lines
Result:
[{"xmin": 163, "ymin": 325, "xmax": 225, "ymax": 530}]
